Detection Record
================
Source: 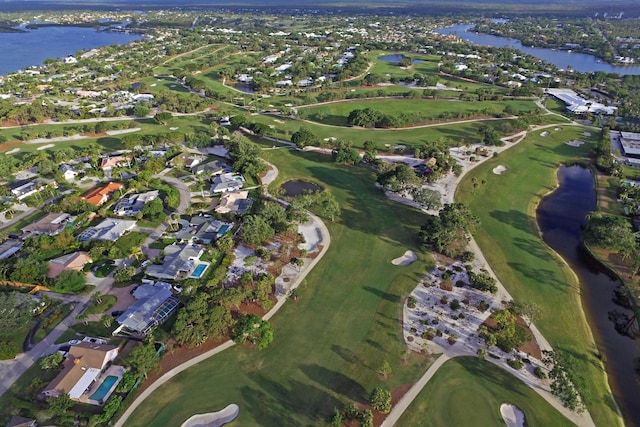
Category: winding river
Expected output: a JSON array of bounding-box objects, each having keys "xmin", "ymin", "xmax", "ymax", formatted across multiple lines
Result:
[
  {"xmin": 537, "ymin": 165, "xmax": 640, "ymax": 426},
  {"xmin": 435, "ymin": 24, "xmax": 640, "ymax": 76}
]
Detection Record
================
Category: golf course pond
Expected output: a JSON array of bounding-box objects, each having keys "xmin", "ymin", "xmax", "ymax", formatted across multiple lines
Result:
[
  {"xmin": 537, "ymin": 165, "xmax": 640, "ymax": 426},
  {"xmin": 280, "ymin": 180, "xmax": 322, "ymax": 197},
  {"xmin": 378, "ymin": 54, "xmax": 425, "ymax": 64}
]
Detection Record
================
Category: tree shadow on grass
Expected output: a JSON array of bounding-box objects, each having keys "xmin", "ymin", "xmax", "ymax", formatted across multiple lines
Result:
[
  {"xmin": 489, "ymin": 209, "xmax": 534, "ymax": 234},
  {"xmin": 300, "ymin": 363, "xmax": 367, "ymax": 403},
  {"xmin": 363, "ymin": 285, "xmax": 401, "ymax": 303},
  {"xmin": 507, "ymin": 261, "xmax": 576, "ymax": 292},
  {"xmin": 457, "ymin": 356, "xmax": 529, "ymax": 398},
  {"xmin": 242, "ymin": 372, "xmax": 343, "ymax": 426},
  {"xmin": 331, "ymin": 344, "xmax": 361, "ymax": 365}
]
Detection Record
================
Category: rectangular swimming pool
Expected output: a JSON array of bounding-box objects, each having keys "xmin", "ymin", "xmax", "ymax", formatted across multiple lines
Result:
[
  {"xmin": 190, "ymin": 263, "xmax": 209, "ymax": 278},
  {"xmin": 90, "ymin": 375, "xmax": 118, "ymax": 402}
]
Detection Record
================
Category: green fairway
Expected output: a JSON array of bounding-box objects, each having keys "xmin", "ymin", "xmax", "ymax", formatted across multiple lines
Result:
[
  {"xmin": 398, "ymin": 357, "xmax": 574, "ymax": 427},
  {"xmin": 456, "ymin": 125, "xmax": 621, "ymax": 427},
  {"xmin": 124, "ymin": 150, "xmax": 434, "ymax": 426},
  {"xmin": 250, "ymin": 113, "xmax": 504, "ymax": 150},
  {"xmin": 299, "ymin": 98, "xmax": 537, "ymax": 127}
]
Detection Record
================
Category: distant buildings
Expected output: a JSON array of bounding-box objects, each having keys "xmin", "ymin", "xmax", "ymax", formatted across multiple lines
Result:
[
  {"xmin": 546, "ymin": 88, "xmax": 617, "ymax": 115},
  {"xmin": 619, "ymin": 131, "xmax": 640, "ymax": 160}
]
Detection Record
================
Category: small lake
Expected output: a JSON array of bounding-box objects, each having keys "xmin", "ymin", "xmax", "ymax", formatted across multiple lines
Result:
[
  {"xmin": 234, "ymin": 84, "xmax": 255, "ymax": 94},
  {"xmin": 0, "ymin": 25, "xmax": 142, "ymax": 76},
  {"xmin": 281, "ymin": 180, "xmax": 322, "ymax": 197},
  {"xmin": 537, "ymin": 165, "xmax": 640, "ymax": 426},
  {"xmin": 378, "ymin": 54, "xmax": 425, "ymax": 65},
  {"xmin": 435, "ymin": 24, "xmax": 640, "ymax": 75}
]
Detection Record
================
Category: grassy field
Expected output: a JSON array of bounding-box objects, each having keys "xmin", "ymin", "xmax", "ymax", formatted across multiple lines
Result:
[
  {"xmin": 456, "ymin": 125, "xmax": 621, "ymax": 427},
  {"xmin": 124, "ymin": 149, "xmax": 435, "ymax": 426},
  {"xmin": 299, "ymin": 98, "xmax": 537, "ymax": 127},
  {"xmin": 84, "ymin": 295, "xmax": 117, "ymax": 316},
  {"xmin": 398, "ymin": 357, "xmax": 574, "ymax": 427},
  {"xmin": 250, "ymin": 113, "xmax": 505, "ymax": 150}
]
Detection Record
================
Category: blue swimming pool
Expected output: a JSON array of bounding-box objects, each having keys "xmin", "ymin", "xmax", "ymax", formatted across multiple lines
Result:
[
  {"xmin": 218, "ymin": 224, "xmax": 230, "ymax": 234},
  {"xmin": 90, "ymin": 375, "xmax": 118, "ymax": 401},
  {"xmin": 190, "ymin": 263, "xmax": 209, "ymax": 278}
]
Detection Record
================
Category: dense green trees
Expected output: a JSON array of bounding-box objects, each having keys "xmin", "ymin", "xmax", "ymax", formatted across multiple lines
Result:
[
  {"xmin": 369, "ymin": 387, "xmax": 392, "ymax": 413},
  {"xmin": 584, "ymin": 213, "xmax": 634, "ymax": 251},
  {"xmin": 172, "ymin": 294, "xmax": 233, "ymax": 347},
  {"xmin": 231, "ymin": 314, "xmax": 273, "ymax": 350},
  {"xmin": 0, "ymin": 291, "xmax": 35, "ymax": 331},
  {"xmin": 419, "ymin": 203, "xmax": 479, "ymax": 257},
  {"xmin": 332, "ymin": 141, "xmax": 361, "ymax": 165},
  {"xmin": 241, "ymin": 215, "xmax": 275, "ymax": 246},
  {"xmin": 291, "ymin": 127, "xmax": 318, "ymax": 148},
  {"xmin": 543, "ymin": 350, "xmax": 586, "ymax": 412}
]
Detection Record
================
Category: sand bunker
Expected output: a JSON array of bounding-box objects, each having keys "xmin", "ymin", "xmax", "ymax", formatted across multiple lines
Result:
[
  {"xmin": 565, "ymin": 140, "xmax": 585, "ymax": 147},
  {"xmin": 540, "ymin": 131, "xmax": 550, "ymax": 137},
  {"xmin": 323, "ymin": 137, "xmax": 337, "ymax": 142},
  {"xmin": 555, "ymin": 127, "xmax": 563, "ymax": 131},
  {"xmin": 583, "ymin": 131, "xmax": 592, "ymax": 137},
  {"xmin": 181, "ymin": 404, "xmax": 239, "ymax": 427},
  {"xmin": 500, "ymin": 404, "xmax": 525, "ymax": 427},
  {"xmin": 392, "ymin": 250, "xmax": 417, "ymax": 266},
  {"xmin": 273, "ymin": 119, "xmax": 284, "ymax": 124},
  {"xmin": 5, "ymin": 148, "xmax": 20, "ymax": 154},
  {"xmin": 37, "ymin": 144, "xmax": 55, "ymax": 150},
  {"xmin": 493, "ymin": 165, "xmax": 507, "ymax": 175}
]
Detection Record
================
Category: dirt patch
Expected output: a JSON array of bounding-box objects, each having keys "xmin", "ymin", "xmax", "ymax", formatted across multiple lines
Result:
[{"xmin": 0, "ymin": 140, "xmax": 22, "ymax": 153}]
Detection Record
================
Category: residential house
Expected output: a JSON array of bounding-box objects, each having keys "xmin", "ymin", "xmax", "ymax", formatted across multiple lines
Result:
[
  {"xmin": 180, "ymin": 216, "xmax": 233, "ymax": 244},
  {"xmin": 191, "ymin": 160, "xmax": 228, "ymax": 176},
  {"xmin": 145, "ymin": 244, "xmax": 204, "ymax": 281},
  {"xmin": 113, "ymin": 190, "xmax": 159, "ymax": 216},
  {"xmin": 100, "ymin": 156, "xmax": 130, "ymax": 171},
  {"xmin": 7, "ymin": 179, "xmax": 57, "ymax": 201},
  {"xmin": 215, "ymin": 190, "xmax": 253, "ymax": 215},
  {"xmin": 0, "ymin": 239, "xmax": 23, "ymax": 260},
  {"xmin": 113, "ymin": 282, "xmax": 180, "ymax": 336},
  {"xmin": 41, "ymin": 342, "xmax": 119, "ymax": 400},
  {"xmin": 48, "ymin": 252, "xmax": 92, "ymax": 278},
  {"xmin": 60, "ymin": 164, "xmax": 79, "ymax": 182},
  {"xmin": 82, "ymin": 182, "xmax": 124, "ymax": 206},
  {"xmin": 21, "ymin": 212, "xmax": 75, "ymax": 236},
  {"xmin": 76, "ymin": 218, "xmax": 136, "ymax": 242},
  {"xmin": 5, "ymin": 416, "xmax": 37, "ymax": 427},
  {"xmin": 211, "ymin": 172, "xmax": 244, "ymax": 194}
]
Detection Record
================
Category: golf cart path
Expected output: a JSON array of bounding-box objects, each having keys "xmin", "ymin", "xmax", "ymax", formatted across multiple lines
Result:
[
  {"xmin": 381, "ymin": 121, "xmax": 597, "ymax": 427},
  {"xmin": 114, "ymin": 164, "xmax": 330, "ymax": 427}
]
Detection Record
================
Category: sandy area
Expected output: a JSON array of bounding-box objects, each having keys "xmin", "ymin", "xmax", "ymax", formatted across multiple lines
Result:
[
  {"xmin": 540, "ymin": 131, "xmax": 550, "ymax": 137},
  {"xmin": 554, "ymin": 127, "xmax": 563, "ymax": 131},
  {"xmin": 106, "ymin": 127, "xmax": 141, "ymax": 136},
  {"xmin": 583, "ymin": 132, "xmax": 592, "ymax": 137},
  {"xmin": 493, "ymin": 165, "xmax": 507, "ymax": 175},
  {"xmin": 392, "ymin": 250, "xmax": 417, "ymax": 266},
  {"xmin": 500, "ymin": 404, "xmax": 525, "ymax": 427},
  {"xmin": 273, "ymin": 119, "xmax": 284, "ymax": 124},
  {"xmin": 181, "ymin": 404, "xmax": 239, "ymax": 427},
  {"xmin": 565, "ymin": 140, "xmax": 584, "ymax": 147},
  {"xmin": 323, "ymin": 136, "xmax": 337, "ymax": 142},
  {"xmin": 5, "ymin": 148, "xmax": 19, "ymax": 154},
  {"xmin": 299, "ymin": 221, "xmax": 323, "ymax": 253},
  {"xmin": 37, "ymin": 143, "xmax": 55, "ymax": 150}
]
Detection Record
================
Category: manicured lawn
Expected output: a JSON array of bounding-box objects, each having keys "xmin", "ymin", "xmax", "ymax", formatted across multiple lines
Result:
[
  {"xmin": 398, "ymin": 357, "xmax": 574, "ymax": 427},
  {"xmin": 299, "ymin": 98, "xmax": 537, "ymax": 127},
  {"xmin": 456, "ymin": 125, "xmax": 621, "ymax": 427},
  {"xmin": 124, "ymin": 149, "xmax": 434, "ymax": 426},
  {"xmin": 249, "ymin": 113, "xmax": 501, "ymax": 150},
  {"xmin": 84, "ymin": 295, "xmax": 117, "ymax": 316}
]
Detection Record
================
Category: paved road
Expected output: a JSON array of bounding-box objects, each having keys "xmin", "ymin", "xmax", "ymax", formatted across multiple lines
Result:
[
  {"xmin": 114, "ymin": 162, "xmax": 331, "ymax": 427},
  {"xmin": 154, "ymin": 171, "xmax": 190, "ymax": 215},
  {"xmin": 0, "ymin": 273, "xmax": 115, "ymax": 397}
]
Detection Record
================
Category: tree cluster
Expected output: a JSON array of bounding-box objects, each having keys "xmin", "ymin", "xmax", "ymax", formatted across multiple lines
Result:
[{"xmin": 419, "ymin": 203, "xmax": 479, "ymax": 258}]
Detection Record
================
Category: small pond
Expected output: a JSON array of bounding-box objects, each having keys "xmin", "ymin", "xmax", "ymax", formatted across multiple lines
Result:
[
  {"xmin": 234, "ymin": 84, "xmax": 255, "ymax": 94},
  {"xmin": 378, "ymin": 54, "xmax": 424, "ymax": 64},
  {"xmin": 281, "ymin": 180, "xmax": 322, "ymax": 197}
]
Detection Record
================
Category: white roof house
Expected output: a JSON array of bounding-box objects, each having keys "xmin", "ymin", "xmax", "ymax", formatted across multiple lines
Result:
[
  {"xmin": 76, "ymin": 219, "xmax": 136, "ymax": 242},
  {"xmin": 546, "ymin": 88, "xmax": 617, "ymax": 115},
  {"xmin": 211, "ymin": 173, "xmax": 244, "ymax": 193}
]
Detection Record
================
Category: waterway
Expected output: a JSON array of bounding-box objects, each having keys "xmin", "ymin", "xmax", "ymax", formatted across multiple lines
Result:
[
  {"xmin": 378, "ymin": 54, "xmax": 425, "ymax": 65},
  {"xmin": 537, "ymin": 165, "xmax": 640, "ymax": 426},
  {"xmin": 435, "ymin": 24, "xmax": 640, "ymax": 76},
  {"xmin": 0, "ymin": 25, "xmax": 142, "ymax": 76}
]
